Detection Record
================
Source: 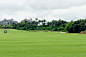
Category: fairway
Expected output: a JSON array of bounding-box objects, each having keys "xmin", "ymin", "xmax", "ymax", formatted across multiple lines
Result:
[{"xmin": 0, "ymin": 29, "xmax": 86, "ymax": 57}]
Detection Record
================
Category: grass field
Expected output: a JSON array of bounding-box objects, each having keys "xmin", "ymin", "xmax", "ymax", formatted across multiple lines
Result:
[{"xmin": 0, "ymin": 29, "xmax": 86, "ymax": 57}]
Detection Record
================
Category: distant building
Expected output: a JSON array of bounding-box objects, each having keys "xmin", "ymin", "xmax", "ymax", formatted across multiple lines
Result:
[{"xmin": 0, "ymin": 19, "xmax": 18, "ymax": 25}]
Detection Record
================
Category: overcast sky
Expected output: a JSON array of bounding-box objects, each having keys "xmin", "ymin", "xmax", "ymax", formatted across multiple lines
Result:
[{"xmin": 0, "ymin": 0, "xmax": 86, "ymax": 22}]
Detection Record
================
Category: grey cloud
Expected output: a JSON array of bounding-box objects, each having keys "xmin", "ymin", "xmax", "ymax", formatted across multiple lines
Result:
[
  {"xmin": 28, "ymin": 0, "xmax": 86, "ymax": 10},
  {"xmin": 52, "ymin": 13, "xmax": 78, "ymax": 21},
  {"xmin": 0, "ymin": 0, "xmax": 28, "ymax": 11}
]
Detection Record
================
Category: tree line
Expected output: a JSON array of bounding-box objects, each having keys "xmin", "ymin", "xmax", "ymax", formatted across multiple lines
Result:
[{"xmin": 0, "ymin": 18, "xmax": 86, "ymax": 33}]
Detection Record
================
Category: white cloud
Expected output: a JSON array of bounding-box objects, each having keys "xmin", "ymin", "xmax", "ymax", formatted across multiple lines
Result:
[{"xmin": 0, "ymin": 0, "xmax": 86, "ymax": 22}]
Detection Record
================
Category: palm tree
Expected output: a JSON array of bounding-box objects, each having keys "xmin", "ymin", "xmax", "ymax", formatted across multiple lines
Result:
[
  {"xmin": 43, "ymin": 19, "xmax": 46, "ymax": 23},
  {"xmin": 43, "ymin": 19, "xmax": 46, "ymax": 26},
  {"xmin": 38, "ymin": 20, "xmax": 41, "ymax": 26},
  {"xmin": 41, "ymin": 20, "xmax": 43, "ymax": 26},
  {"xmin": 35, "ymin": 18, "xmax": 38, "ymax": 21}
]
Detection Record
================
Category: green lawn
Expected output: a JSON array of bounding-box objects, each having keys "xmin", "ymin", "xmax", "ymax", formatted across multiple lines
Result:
[{"xmin": 0, "ymin": 29, "xmax": 86, "ymax": 57}]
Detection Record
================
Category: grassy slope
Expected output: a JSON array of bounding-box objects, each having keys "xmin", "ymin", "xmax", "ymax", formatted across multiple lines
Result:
[{"xmin": 0, "ymin": 29, "xmax": 86, "ymax": 57}]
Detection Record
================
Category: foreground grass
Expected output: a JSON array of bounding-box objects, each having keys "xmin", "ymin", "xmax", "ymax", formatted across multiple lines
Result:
[{"xmin": 0, "ymin": 29, "xmax": 86, "ymax": 57}]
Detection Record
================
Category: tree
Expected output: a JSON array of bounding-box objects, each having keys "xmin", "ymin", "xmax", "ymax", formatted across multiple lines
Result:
[
  {"xmin": 42, "ymin": 19, "xmax": 46, "ymax": 27},
  {"xmin": 35, "ymin": 18, "xmax": 38, "ymax": 21},
  {"xmin": 24, "ymin": 20, "xmax": 28, "ymax": 23},
  {"xmin": 65, "ymin": 21, "xmax": 86, "ymax": 33},
  {"xmin": 65, "ymin": 22, "xmax": 74, "ymax": 33},
  {"xmin": 7, "ymin": 22, "xmax": 9, "ymax": 25},
  {"xmin": 38, "ymin": 20, "xmax": 41, "ymax": 25}
]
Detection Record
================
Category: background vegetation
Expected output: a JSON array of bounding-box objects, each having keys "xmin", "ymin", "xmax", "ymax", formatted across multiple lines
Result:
[{"xmin": 1, "ymin": 18, "xmax": 86, "ymax": 33}]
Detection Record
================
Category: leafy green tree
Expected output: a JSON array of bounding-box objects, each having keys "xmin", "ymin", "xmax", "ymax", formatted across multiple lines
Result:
[
  {"xmin": 65, "ymin": 21, "xmax": 86, "ymax": 33},
  {"xmin": 7, "ymin": 22, "xmax": 9, "ymax": 25}
]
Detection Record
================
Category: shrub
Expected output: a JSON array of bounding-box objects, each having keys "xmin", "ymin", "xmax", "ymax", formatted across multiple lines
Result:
[
  {"xmin": 80, "ymin": 31, "xmax": 85, "ymax": 34},
  {"xmin": 61, "ymin": 30, "xmax": 66, "ymax": 32}
]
